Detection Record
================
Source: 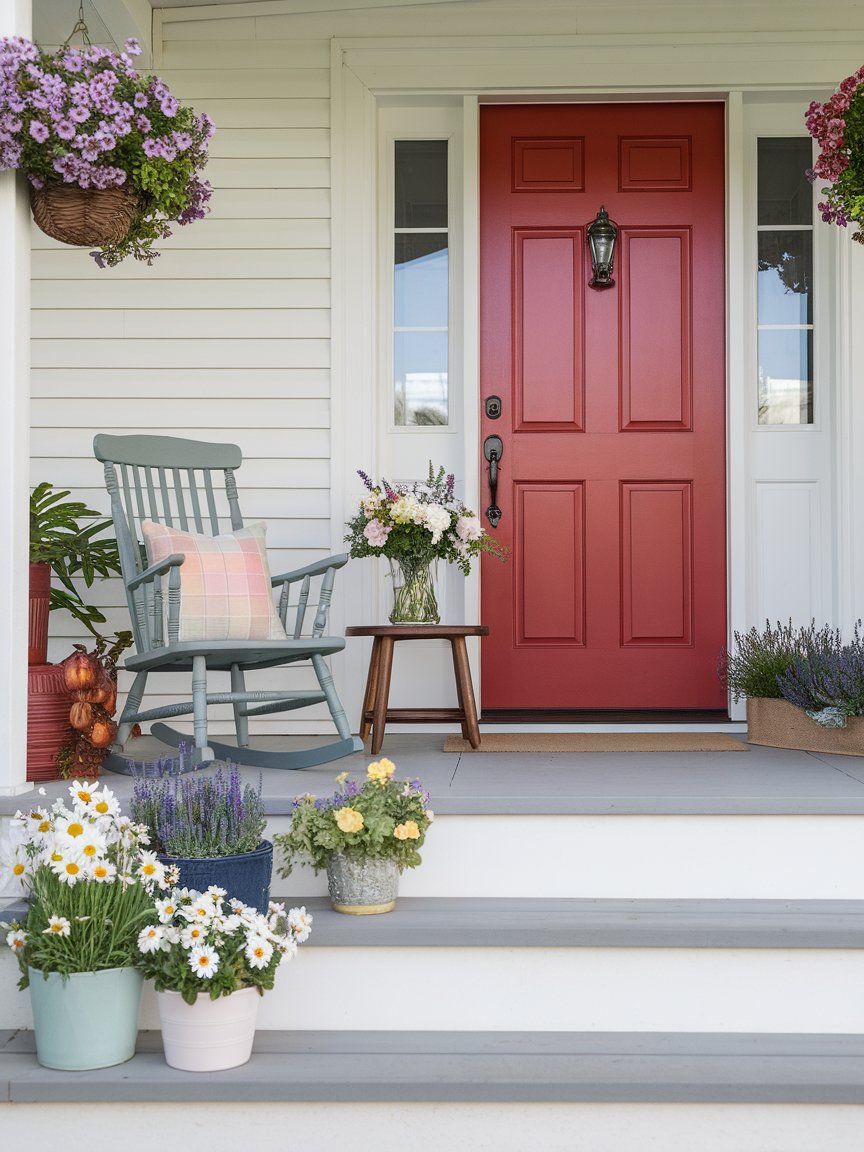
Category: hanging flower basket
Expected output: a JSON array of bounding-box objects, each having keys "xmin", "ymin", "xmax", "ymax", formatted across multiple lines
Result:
[
  {"xmin": 806, "ymin": 64, "xmax": 864, "ymax": 243},
  {"xmin": 0, "ymin": 32, "xmax": 214, "ymax": 266},
  {"xmin": 30, "ymin": 183, "xmax": 140, "ymax": 247}
]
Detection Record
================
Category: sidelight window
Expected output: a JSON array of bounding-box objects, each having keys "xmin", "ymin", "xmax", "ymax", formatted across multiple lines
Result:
[
  {"xmin": 756, "ymin": 137, "xmax": 814, "ymax": 425},
  {"xmin": 392, "ymin": 140, "xmax": 449, "ymax": 426}
]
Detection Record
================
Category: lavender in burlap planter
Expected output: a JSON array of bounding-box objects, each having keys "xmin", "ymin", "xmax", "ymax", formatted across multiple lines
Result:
[
  {"xmin": 326, "ymin": 853, "xmax": 399, "ymax": 915},
  {"xmin": 747, "ymin": 697, "xmax": 864, "ymax": 756}
]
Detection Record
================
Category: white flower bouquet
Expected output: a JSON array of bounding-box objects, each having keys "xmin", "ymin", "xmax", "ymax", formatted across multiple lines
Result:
[
  {"xmin": 346, "ymin": 462, "xmax": 505, "ymax": 576},
  {"xmin": 135, "ymin": 886, "xmax": 312, "ymax": 1005},
  {"xmin": 2, "ymin": 781, "xmax": 168, "ymax": 988},
  {"xmin": 345, "ymin": 462, "xmax": 506, "ymax": 622}
]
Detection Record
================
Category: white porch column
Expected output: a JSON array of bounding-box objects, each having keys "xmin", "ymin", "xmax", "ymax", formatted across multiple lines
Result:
[{"xmin": 0, "ymin": 0, "xmax": 33, "ymax": 796}]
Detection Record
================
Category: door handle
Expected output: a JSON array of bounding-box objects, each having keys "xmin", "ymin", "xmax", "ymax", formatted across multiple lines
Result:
[{"xmin": 483, "ymin": 436, "xmax": 503, "ymax": 528}]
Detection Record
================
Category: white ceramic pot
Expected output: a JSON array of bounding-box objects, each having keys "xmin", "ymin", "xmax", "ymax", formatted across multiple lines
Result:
[{"xmin": 156, "ymin": 985, "xmax": 260, "ymax": 1071}]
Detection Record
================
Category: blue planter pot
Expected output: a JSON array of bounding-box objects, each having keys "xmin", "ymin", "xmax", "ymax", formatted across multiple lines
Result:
[
  {"xmin": 28, "ymin": 966, "xmax": 143, "ymax": 1070},
  {"xmin": 160, "ymin": 840, "xmax": 273, "ymax": 912}
]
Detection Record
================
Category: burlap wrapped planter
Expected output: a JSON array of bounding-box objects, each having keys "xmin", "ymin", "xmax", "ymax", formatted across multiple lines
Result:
[{"xmin": 747, "ymin": 697, "xmax": 864, "ymax": 756}]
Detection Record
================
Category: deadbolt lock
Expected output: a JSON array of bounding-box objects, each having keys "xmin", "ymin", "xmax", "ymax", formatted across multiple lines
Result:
[{"xmin": 485, "ymin": 395, "xmax": 502, "ymax": 420}]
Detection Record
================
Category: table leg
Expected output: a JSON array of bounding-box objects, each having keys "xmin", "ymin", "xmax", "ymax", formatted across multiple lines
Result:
[
  {"xmin": 370, "ymin": 635, "xmax": 395, "ymax": 755},
  {"xmin": 450, "ymin": 639, "xmax": 470, "ymax": 740},
  {"xmin": 451, "ymin": 636, "xmax": 481, "ymax": 748},
  {"xmin": 359, "ymin": 636, "xmax": 382, "ymax": 742}
]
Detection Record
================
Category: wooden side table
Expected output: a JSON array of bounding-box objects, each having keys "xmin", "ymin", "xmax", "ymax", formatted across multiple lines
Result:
[{"xmin": 345, "ymin": 625, "xmax": 489, "ymax": 754}]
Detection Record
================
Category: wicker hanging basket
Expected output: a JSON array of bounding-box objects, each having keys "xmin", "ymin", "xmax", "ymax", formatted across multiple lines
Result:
[{"xmin": 30, "ymin": 183, "xmax": 139, "ymax": 247}]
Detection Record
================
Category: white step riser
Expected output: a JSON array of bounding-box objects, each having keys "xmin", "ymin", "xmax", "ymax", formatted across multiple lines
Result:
[
  {"xmin": 273, "ymin": 814, "xmax": 864, "ymax": 900},
  {"xmin": 4, "ymin": 946, "xmax": 864, "ymax": 1032},
  {"xmin": 2, "ymin": 1100, "xmax": 864, "ymax": 1152},
  {"xmin": 4, "ymin": 814, "xmax": 864, "ymax": 900}
]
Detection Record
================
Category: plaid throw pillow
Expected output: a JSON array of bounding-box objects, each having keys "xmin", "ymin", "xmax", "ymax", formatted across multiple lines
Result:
[{"xmin": 141, "ymin": 520, "xmax": 287, "ymax": 642}]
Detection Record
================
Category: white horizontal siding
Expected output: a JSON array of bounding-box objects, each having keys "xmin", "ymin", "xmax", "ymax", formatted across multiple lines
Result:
[
  {"xmin": 31, "ymin": 26, "xmax": 338, "ymax": 737},
  {"xmin": 31, "ymin": 369, "xmax": 331, "ymax": 398},
  {"xmin": 32, "ymin": 309, "xmax": 330, "ymax": 340}
]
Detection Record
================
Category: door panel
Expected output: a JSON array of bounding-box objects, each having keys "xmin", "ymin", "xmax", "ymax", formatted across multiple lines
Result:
[{"xmin": 480, "ymin": 103, "xmax": 726, "ymax": 711}]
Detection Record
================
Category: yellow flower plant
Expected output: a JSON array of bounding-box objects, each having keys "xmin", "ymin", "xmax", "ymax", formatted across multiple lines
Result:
[{"xmin": 276, "ymin": 761, "xmax": 433, "ymax": 876}]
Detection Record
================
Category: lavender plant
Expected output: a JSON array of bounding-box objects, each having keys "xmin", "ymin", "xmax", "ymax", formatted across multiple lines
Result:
[
  {"xmin": 776, "ymin": 623, "xmax": 864, "ymax": 726},
  {"xmin": 131, "ymin": 764, "xmax": 266, "ymax": 859}
]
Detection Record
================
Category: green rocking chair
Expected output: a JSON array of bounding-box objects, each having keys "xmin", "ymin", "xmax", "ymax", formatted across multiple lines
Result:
[{"xmin": 93, "ymin": 433, "xmax": 363, "ymax": 770}]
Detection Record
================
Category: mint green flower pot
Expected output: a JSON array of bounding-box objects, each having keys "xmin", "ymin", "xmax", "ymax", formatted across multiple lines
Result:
[{"xmin": 28, "ymin": 966, "xmax": 143, "ymax": 1070}]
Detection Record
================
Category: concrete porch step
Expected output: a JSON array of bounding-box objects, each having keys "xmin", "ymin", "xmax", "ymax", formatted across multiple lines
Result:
[
  {"xmin": 3, "ymin": 1029, "xmax": 864, "ymax": 1104},
  {"xmin": 5, "ymin": 898, "xmax": 864, "ymax": 1033}
]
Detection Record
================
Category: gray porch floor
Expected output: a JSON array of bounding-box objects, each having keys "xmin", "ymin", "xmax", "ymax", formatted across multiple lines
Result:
[{"xmin": 5, "ymin": 731, "xmax": 864, "ymax": 817}]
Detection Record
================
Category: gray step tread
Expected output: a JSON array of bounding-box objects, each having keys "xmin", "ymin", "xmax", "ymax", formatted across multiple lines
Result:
[
  {"xmin": 6, "ymin": 896, "xmax": 864, "ymax": 948},
  {"xmin": 2, "ymin": 1030, "xmax": 864, "ymax": 1103},
  {"xmin": 296, "ymin": 896, "xmax": 864, "ymax": 948}
]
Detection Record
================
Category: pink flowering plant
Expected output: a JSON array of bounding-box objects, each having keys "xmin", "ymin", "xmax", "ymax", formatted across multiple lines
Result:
[
  {"xmin": 0, "ymin": 35, "xmax": 214, "ymax": 265},
  {"xmin": 806, "ymin": 64, "xmax": 864, "ymax": 243}
]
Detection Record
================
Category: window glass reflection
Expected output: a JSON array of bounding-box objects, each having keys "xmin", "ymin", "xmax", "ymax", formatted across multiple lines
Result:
[
  {"xmin": 758, "ymin": 329, "xmax": 813, "ymax": 425},
  {"xmin": 757, "ymin": 232, "xmax": 812, "ymax": 325},
  {"xmin": 394, "ymin": 331, "xmax": 448, "ymax": 426},
  {"xmin": 757, "ymin": 138, "xmax": 813, "ymax": 226},
  {"xmin": 395, "ymin": 140, "xmax": 448, "ymax": 228},
  {"xmin": 395, "ymin": 236, "xmax": 448, "ymax": 328}
]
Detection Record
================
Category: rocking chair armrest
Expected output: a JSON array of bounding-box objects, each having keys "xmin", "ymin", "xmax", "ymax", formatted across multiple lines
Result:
[
  {"xmin": 270, "ymin": 552, "xmax": 350, "ymax": 587},
  {"xmin": 127, "ymin": 553, "xmax": 185, "ymax": 591}
]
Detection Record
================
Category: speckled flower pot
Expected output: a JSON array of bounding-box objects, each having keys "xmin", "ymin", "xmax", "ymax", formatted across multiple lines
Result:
[{"xmin": 326, "ymin": 853, "xmax": 399, "ymax": 915}]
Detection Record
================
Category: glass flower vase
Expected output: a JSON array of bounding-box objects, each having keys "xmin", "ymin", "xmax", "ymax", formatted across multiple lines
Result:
[{"xmin": 387, "ymin": 556, "xmax": 440, "ymax": 624}]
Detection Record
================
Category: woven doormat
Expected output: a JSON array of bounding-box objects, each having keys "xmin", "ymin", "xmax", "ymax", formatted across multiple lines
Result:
[{"xmin": 443, "ymin": 732, "xmax": 748, "ymax": 753}]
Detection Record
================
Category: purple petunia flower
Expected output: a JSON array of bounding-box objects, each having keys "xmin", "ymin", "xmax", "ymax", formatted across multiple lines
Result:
[
  {"xmin": 29, "ymin": 119, "xmax": 48, "ymax": 144},
  {"xmin": 55, "ymin": 119, "xmax": 76, "ymax": 141}
]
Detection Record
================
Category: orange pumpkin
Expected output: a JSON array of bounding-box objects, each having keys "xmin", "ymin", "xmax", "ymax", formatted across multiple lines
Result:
[
  {"xmin": 74, "ymin": 667, "xmax": 113, "ymax": 705},
  {"xmin": 69, "ymin": 701, "xmax": 94, "ymax": 731},
  {"xmin": 62, "ymin": 648, "xmax": 99, "ymax": 693},
  {"xmin": 88, "ymin": 717, "xmax": 117, "ymax": 749}
]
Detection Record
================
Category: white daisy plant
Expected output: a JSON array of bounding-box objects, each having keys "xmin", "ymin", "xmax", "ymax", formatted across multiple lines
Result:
[
  {"xmin": 137, "ymin": 887, "xmax": 310, "ymax": 1005},
  {"xmin": 1, "ymin": 788, "xmax": 170, "ymax": 989}
]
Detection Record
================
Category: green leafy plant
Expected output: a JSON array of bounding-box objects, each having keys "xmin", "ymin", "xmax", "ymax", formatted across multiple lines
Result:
[
  {"xmin": 275, "ymin": 759, "xmax": 433, "ymax": 877},
  {"xmin": 30, "ymin": 481, "xmax": 122, "ymax": 638},
  {"xmin": 130, "ymin": 764, "xmax": 266, "ymax": 859}
]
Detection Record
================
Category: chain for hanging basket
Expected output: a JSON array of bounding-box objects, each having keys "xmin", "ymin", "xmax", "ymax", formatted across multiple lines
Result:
[{"xmin": 62, "ymin": 2, "xmax": 93, "ymax": 49}]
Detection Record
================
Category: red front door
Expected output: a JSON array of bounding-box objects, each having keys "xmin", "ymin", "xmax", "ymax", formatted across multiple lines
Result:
[{"xmin": 480, "ymin": 103, "xmax": 727, "ymax": 710}]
